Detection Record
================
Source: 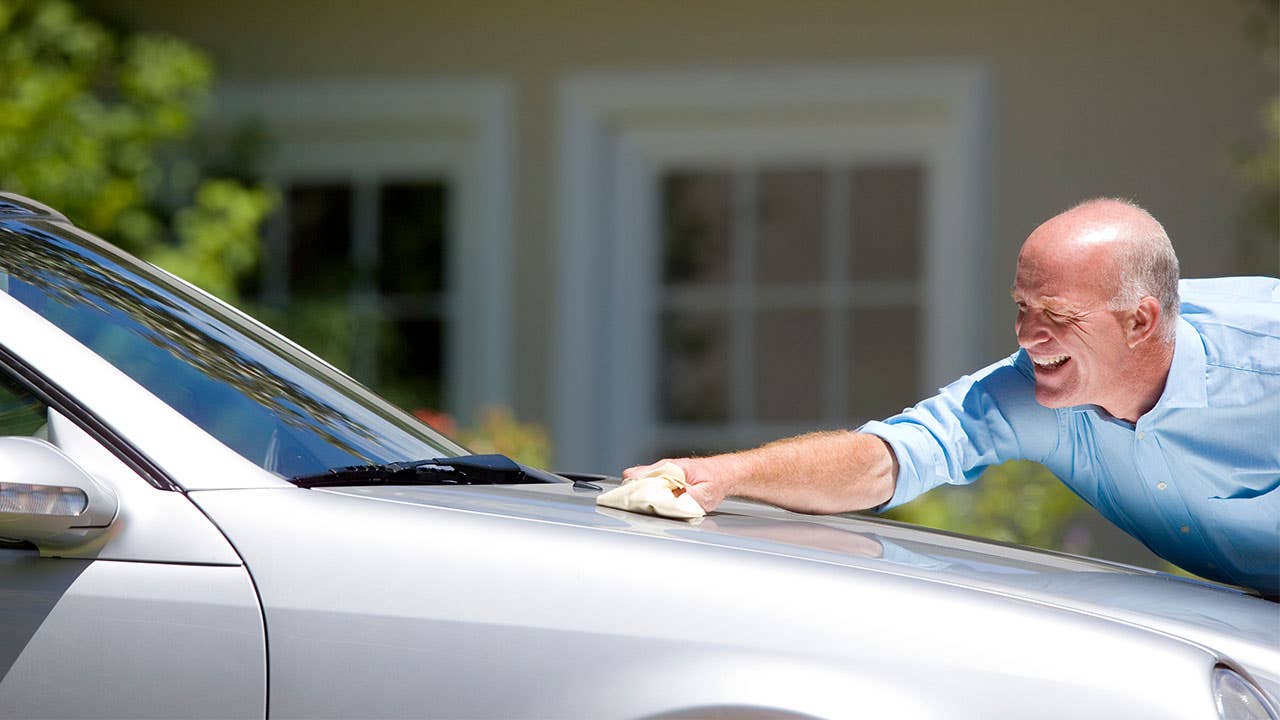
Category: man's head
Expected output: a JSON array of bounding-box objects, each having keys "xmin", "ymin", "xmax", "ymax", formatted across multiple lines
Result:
[{"xmin": 1011, "ymin": 198, "xmax": 1180, "ymax": 421}]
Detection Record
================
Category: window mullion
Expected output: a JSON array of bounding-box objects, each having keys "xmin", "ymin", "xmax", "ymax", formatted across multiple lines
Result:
[
  {"xmin": 262, "ymin": 203, "xmax": 289, "ymax": 309},
  {"xmin": 729, "ymin": 166, "xmax": 756, "ymax": 432},
  {"xmin": 823, "ymin": 164, "xmax": 850, "ymax": 423},
  {"xmin": 351, "ymin": 178, "xmax": 381, "ymax": 385},
  {"xmin": 845, "ymin": 167, "xmax": 859, "ymax": 419}
]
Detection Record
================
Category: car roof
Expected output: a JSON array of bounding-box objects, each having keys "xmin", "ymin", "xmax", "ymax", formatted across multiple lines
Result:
[{"xmin": 0, "ymin": 192, "xmax": 68, "ymax": 222}]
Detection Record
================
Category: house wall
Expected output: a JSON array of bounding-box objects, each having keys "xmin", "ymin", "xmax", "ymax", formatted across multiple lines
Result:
[{"xmin": 92, "ymin": 0, "xmax": 1275, "ymax": 432}]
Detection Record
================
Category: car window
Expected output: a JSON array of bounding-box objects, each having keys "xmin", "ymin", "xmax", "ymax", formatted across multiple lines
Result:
[
  {"xmin": 0, "ymin": 219, "xmax": 465, "ymax": 479},
  {"xmin": 0, "ymin": 372, "xmax": 47, "ymax": 440}
]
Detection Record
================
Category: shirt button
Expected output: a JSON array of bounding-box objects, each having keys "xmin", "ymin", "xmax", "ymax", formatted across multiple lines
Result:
[
  {"xmin": 1156, "ymin": 482, "xmax": 1167, "ymax": 491},
  {"xmin": 1180, "ymin": 525, "xmax": 1190, "ymax": 534},
  {"xmin": 1136, "ymin": 431, "xmax": 1146, "ymax": 440}
]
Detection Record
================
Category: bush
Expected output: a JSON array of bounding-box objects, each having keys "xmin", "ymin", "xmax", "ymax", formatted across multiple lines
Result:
[
  {"xmin": 0, "ymin": 0, "xmax": 274, "ymax": 301},
  {"xmin": 414, "ymin": 406, "xmax": 552, "ymax": 470},
  {"xmin": 882, "ymin": 460, "xmax": 1095, "ymax": 553}
]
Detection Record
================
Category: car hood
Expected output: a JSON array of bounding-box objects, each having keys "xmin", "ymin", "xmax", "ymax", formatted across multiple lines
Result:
[{"xmin": 326, "ymin": 480, "xmax": 1280, "ymax": 688}]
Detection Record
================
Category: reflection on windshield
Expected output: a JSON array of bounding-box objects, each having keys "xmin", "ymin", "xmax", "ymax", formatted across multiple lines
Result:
[{"xmin": 0, "ymin": 219, "xmax": 461, "ymax": 478}]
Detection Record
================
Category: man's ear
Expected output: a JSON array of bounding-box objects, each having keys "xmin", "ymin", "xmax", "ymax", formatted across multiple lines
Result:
[{"xmin": 1126, "ymin": 296, "xmax": 1161, "ymax": 347}]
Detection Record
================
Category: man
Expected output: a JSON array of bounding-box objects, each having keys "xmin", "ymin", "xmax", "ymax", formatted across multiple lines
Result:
[{"xmin": 625, "ymin": 198, "xmax": 1280, "ymax": 596}]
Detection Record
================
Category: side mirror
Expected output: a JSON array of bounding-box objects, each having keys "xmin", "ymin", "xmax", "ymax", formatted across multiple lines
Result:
[{"xmin": 0, "ymin": 436, "xmax": 118, "ymax": 549}]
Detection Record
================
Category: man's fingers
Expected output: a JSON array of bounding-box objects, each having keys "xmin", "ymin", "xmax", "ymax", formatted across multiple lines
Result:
[
  {"xmin": 622, "ymin": 459, "xmax": 675, "ymax": 481},
  {"xmin": 621, "ymin": 464, "xmax": 651, "ymax": 480}
]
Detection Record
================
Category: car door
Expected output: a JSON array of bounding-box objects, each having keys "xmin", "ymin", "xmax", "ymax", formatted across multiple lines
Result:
[{"xmin": 0, "ymin": 367, "xmax": 267, "ymax": 720}]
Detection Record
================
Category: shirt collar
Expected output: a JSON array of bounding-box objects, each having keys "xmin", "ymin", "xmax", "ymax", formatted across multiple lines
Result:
[{"xmin": 1152, "ymin": 316, "xmax": 1208, "ymax": 411}]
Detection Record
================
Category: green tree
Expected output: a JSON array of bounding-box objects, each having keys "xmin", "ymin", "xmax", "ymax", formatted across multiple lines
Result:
[
  {"xmin": 882, "ymin": 461, "xmax": 1093, "ymax": 551},
  {"xmin": 0, "ymin": 0, "xmax": 273, "ymax": 301},
  {"xmin": 1236, "ymin": 0, "xmax": 1279, "ymax": 275}
]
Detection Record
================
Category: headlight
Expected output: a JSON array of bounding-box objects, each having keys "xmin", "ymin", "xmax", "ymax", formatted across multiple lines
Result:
[{"xmin": 1214, "ymin": 666, "xmax": 1277, "ymax": 720}]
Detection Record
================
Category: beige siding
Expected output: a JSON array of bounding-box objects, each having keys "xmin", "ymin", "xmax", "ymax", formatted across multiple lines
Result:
[{"xmin": 93, "ymin": 0, "xmax": 1275, "ymax": 425}]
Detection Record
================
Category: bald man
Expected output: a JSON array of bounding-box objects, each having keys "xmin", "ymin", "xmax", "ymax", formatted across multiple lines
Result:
[{"xmin": 625, "ymin": 198, "xmax": 1280, "ymax": 596}]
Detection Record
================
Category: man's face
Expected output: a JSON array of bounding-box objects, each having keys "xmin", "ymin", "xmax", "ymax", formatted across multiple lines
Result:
[{"xmin": 1011, "ymin": 236, "xmax": 1133, "ymax": 412}]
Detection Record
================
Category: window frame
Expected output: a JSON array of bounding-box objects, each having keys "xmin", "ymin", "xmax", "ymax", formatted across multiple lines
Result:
[
  {"xmin": 269, "ymin": 175, "xmax": 453, "ymax": 402},
  {"xmin": 215, "ymin": 80, "xmax": 514, "ymax": 423},
  {"xmin": 654, "ymin": 162, "xmax": 927, "ymax": 454},
  {"xmin": 555, "ymin": 64, "xmax": 991, "ymax": 471},
  {"xmin": 0, "ymin": 341, "xmax": 178, "ymax": 491}
]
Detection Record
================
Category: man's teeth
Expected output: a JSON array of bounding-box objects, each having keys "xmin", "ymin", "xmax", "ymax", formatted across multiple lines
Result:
[{"xmin": 1033, "ymin": 355, "xmax": 1070, "ymax": 369}]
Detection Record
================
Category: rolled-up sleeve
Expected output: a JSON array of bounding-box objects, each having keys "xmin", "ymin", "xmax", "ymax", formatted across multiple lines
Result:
[{"xmin": 859, "ymin": 351, "xmax": 1060, "ymax": 511}]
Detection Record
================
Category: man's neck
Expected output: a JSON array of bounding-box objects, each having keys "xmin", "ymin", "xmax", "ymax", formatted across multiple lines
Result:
[{"xmin": 1106, "ymin": 335, "xmax": 1177, "ymax": 424}]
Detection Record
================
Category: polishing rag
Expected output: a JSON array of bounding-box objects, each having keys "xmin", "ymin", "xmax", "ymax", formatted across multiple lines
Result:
[{"xmin": 596, "ymin": 462, "xmax": 706, "ymax": 519}]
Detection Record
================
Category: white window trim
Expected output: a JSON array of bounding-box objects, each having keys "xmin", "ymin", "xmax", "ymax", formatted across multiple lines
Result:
[
  {"xmin": 214, "ymin": 80, "xmax": 513, "ymax": 422},
  {"xmin": 555, "ymin": 64, "xmax": 990, "ymax": 472}
]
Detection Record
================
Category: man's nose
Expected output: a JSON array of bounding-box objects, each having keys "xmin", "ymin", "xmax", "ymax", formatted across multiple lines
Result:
[{"xmin": 1016, "ymin": 311, "xmax": 1050, "ymax": 348}]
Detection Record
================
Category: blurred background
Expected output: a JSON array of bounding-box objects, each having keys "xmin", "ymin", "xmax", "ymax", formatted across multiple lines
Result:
[{"xmin": 3, "ymin": 0, "xmax": 1276, "ymax": 571}]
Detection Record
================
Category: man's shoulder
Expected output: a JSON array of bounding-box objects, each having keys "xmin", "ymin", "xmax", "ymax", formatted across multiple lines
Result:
[
  {"xmin": 1179, "ymin": 276, "xmax": 1280, "ymax": 322},
  {"xmin": 1178, "ymin": 276, "xmax": 1280, "ymax": 374},
  {"xmin": 955, "ymin": 350, "xmax": 1050, "ymax": 419},
  {"xmin": 950, "ymin": 350, "xmax": 1036, "ymax": 390}
]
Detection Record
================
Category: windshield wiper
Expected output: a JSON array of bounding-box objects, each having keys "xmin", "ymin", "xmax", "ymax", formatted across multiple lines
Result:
[{"xmin": 291, "ymin": 453, "xmax": 567, "ymax": 488}]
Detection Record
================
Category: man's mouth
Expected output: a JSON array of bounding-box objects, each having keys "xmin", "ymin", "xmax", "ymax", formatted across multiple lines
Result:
[{"xmin": 1032, "ymin": 354, "xmax": 1070, "ymax": 370}]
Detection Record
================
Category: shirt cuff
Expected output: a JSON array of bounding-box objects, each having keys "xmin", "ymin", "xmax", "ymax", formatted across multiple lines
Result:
[{"xmin": 858, "ymin": 419, "xmax": 949, "ymax": 513}]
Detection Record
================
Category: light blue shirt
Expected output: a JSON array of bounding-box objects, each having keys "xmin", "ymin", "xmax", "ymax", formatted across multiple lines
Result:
[{"xmin": 862, "ymin": 277, "xmax": 1280, "ymax": 595}]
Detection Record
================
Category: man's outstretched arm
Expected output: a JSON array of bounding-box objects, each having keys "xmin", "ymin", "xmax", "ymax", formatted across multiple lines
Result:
[{"xmin": 623, "ymin": 430, "xmax": 898, "ymax": 514}]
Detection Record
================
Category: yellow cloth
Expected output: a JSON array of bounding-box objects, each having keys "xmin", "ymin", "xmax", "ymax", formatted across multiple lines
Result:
[{"xmin": 595, "ymin": 462, "xmax": 706, "ymax": 519}]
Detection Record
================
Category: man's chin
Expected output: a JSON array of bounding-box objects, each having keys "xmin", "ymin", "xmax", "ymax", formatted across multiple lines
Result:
[{"xmin": 1033, "ymin": 386, "xmax": 1078, "ymax": 409}]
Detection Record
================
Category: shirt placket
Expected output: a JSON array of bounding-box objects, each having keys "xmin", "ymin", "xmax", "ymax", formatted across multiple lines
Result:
[{"xmin": 1131, "ymin": 419, "xmax": 1219, "ymax": 570}]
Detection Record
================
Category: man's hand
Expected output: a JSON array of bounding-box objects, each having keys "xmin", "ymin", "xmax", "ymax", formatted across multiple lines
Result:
[
  {"xmin": 621, "ymin": 431, "xmax": 899, "ymax": 516},
  {"xmin": 622, "ymin": 455, "xmax": 746, "ymax": 513}
]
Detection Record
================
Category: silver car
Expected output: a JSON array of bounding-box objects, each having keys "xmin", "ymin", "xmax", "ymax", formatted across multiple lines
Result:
[{"xmin": 0, "ymin": 192, "xmax": 1276, "ymax": 720}]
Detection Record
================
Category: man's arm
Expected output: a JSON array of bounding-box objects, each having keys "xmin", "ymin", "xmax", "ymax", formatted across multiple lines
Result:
[
  {"xmin": 624, "ymin": 352, "xmax": 1054, "ymax": 516},
  {"xmin": 622, "ymin": 430, "xmax": 898, "ymax": 514}
]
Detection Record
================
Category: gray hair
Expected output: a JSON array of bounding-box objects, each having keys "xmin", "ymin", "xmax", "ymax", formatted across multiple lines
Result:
[{"xmin": 1074, "ymin": 198, "xmax": 1181, "ymax": 342}]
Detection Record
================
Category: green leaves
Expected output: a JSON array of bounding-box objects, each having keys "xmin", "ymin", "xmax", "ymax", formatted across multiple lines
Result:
[
  {"xmin": 883, "ymin": 460, "xmax": 1093, "ymax": 550},
  {"xmin": 1235, "ymin": 97, "xmax": 1279, "ymax": 274},
  {"xmin": 0, "ymin": 0, "xmax": 272, "ymax": 301},
  {"xmin": 154, "ymin": 180, "xmax": 278, "ymax": 302}
]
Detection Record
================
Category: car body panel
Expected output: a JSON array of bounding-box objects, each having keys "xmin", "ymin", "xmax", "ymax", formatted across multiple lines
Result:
[
  {"xmin": 335, "ymin": 481, "xmax": 1280, "ymax": 693},
  {"xmin": 35, "ymin": 408, "xmax": 245, "ymax": 564},
  {"xmin": 191, "ymin": 484, "xmax": 1234, "ymax": 719},
  {"xmin": 0, "ymin": 553, "xmax": 265, "ymax": 719}
]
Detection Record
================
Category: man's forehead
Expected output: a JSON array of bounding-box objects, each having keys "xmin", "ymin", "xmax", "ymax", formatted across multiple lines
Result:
[
  {"xmin": 1010, "ymin": 277, "xmax": 1075, "ymax": 303},
  {"xmin": 1013, "ymin": 246, "xmax": 1114, "ymax": 304}
]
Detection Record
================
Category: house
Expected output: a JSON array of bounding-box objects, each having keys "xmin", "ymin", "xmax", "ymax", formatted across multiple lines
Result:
[{"xmin": 91, "ymin": 1, "xmax": 1275, "ymax": 476}]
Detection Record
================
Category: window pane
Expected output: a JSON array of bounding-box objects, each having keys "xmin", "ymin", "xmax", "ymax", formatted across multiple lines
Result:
[
  {"xmin": 848, "ymin": 306, "xmax": 918, "ymax": 420},
  {"xmin": 850, "ymin": 165, "xmax": 922, "ymax": 282},
  {"xmin": 662, "ymin": 172, "xmax": 732, "ymax": 286},
  {"xmin": 756, "ymin": 168, "xmax": 825, "ymax": 286},
  {"xmin": 379, "ymin": 181, "xmax": 448, "ymax": 295},
  {"xmin": 286, "ymin": 184, "xmax": 353, "ymax": 296},
  {"xmin": 0, "ymin": 373, "xmax": 46, "ymax": 437},
  {"xmin": 1, "ymin": 225, "xmax": 460, "ymax": 479},
  {"xmin": 376, "ymin": 318, "xmax": 444, "ymax": 411},
  {"xmin": 754, "ymin": 308, "xmax": 824, "ymax": 422},
  {"xmin": 660, "ymin": 310, "xmax": 730, "ymax": 423}
]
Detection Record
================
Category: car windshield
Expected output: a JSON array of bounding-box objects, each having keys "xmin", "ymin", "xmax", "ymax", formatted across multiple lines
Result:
[{"xmin": 0, "ymin": 217, "xmax": 464, "ymax": 479}]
